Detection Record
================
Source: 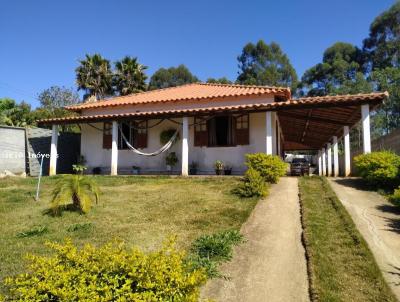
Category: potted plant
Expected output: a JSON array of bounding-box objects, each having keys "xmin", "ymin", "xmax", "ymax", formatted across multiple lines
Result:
[
  {"xmin": 214, "ymin": 160, "xmax": 224, "ymax": 175},
  {"xmin": 166, "ymin": 152, "xmax": 178, "ymax": 171},
  {"xmin": 189, "ymin": 161, "xmax": 198, "ymax": 175},
  {"xmin": 132, "ymin": 166, "xmax": 141, "ymax": 175},
  {"xmin": 224, "ymin": 165, "xmax": 232, "ymax": 175}
]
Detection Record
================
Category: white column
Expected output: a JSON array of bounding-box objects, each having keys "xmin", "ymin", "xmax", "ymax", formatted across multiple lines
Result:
[
  {"xmin": 332, "ymin": 136, "xmax": 339, "ymax": 177},
  {"xmin": 318, "ymin": 151, "xmax": 322, "ymax": 176},
  {"xmin": 344, "ymin": 126, "xmax": 351, "ymax": 177},
  {"xmin": 277, "ymin": 125, "xmax": 281, "ymax": 157},
  {"xmin": 327, "ymin": 143, "xmax": 332, "ymax": 177},
  {"xmin": 111, "ymin": 121, "xmax": 118, "ymax": 176},
  {"xmin": 49, "ymin": 124, "xmax": 58, "ymax": 176},
  {"xmin": 322, "ymin": 148, "xmax": 326, "ymax": 176},
  {"xmin": 272, "ymin": 112, "xmax": 277, "ymax": 155},
  {"xmin": 266, "ymin": 111, "xmax": 273, "ymax": 155},
  {"xmin": 181, "ymin": 117, "xmax": 189, "ymax": 176},
  {"xmin": 361, "ymin": 104, "xmax": 371, "ymax": 154}
]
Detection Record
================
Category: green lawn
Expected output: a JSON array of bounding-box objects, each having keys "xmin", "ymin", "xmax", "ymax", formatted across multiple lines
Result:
[
  {"xmin": 299, "ymin": 176, "xmax": 396, "ymax": 302},
  {"xmin": 0, "ymin": 176, "xmax": 257, "ymax": 288}
]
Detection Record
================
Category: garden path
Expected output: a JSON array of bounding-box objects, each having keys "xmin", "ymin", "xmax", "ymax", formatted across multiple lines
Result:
[
  {"xmin": 328, "ymin": 178, "xmax": 400, "ymax": 301},
  {"xmin": 201, "ymin": 177, "xmax": 309, "ymax": 302}
]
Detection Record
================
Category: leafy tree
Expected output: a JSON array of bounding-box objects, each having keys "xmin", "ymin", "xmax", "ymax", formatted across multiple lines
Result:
[
  {"xmin": 370, "ymin": 67, "xmax": 400, "ymax": 134},
  {"xmin": 34, "ymin": 86, "xmax": 80, "ymax": 131},
  {"xmin": 362, "ymin": 3, "xmax": 400, "ymax": 135},
  {"xmin": 301, "ymin": 42, "xmax": 371, "ymax": 96},
  {"xmin": 76, "ymin": 54, "xmax": 114, "ymax": 100},
  {"xmin": 206, "ymin": 77, "xmax": 232, "ymax": 84},
  {"xmin": 363, "ymin": 2, "xmax": 400, "ymax": 70},
  {"xmin": 38, "ymin": 86, "xmax": 80, "ymax": 112},
  {"xmin": 236, "ymin": 40, "xmax": 298, "ymax": 91},
  {"xmin": 0, "ymin": 98, "xmax": 32, "ymax": 127},
  {"xmin": 114, "ymin": 56, "xmax": 147, "ymax": 95},
  {"xmin": 148, "ymin": 65, "xmax": 198, "ymax": 90}
]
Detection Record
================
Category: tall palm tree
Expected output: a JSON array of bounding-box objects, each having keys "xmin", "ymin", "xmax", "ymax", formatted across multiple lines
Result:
[
  {"xmin": 114, "ymin": 56, "xmax": 148, "ymax": 95},
  {"xmin": 76, "ymin": 54, "xmax": 114, "ymax": 100}
]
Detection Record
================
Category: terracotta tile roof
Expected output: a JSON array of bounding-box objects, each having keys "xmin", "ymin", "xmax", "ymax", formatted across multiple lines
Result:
[
  {"xmin": 66, "ymin": 83, "xmax": 291, "ymax": 111},
  {"xmin": 38, "ymin": 91, "xmax": 388, "ymax": 125}
]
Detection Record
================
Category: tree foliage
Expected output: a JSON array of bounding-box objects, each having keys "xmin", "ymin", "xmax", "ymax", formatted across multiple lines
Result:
[
  {"xmin": 0, "ymin": 98, "xmax": 32, "ymax": 127},
  {"xmin": 114, "ymin": 56, "xmax": 147, "ymax": 95},
  {"xmin": 76, "ymin": 54, "xmax": 114, "ymax": 100},
  {"xmin": 363, "ymin": 2, "xmax": 400, "ymax": 70},
  {"xmin": 148, "ymin": 65, "xmax": 198, "ymax": 90},
  {"xmin": 236, "ymin": 40, "xmax": 298, "ymax": 91},
  {"xmin": 301, "ymin": 42, "xmax": 371, "ymax": 96},
  {"xmin": 206, "ymin": 77, "xmax": 232, "ymax": 84}
]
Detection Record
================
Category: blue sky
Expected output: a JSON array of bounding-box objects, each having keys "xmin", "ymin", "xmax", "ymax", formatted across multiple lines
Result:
[{"xmin": 0, "ymin": 0, "xmax": 396, "ymax": 107}]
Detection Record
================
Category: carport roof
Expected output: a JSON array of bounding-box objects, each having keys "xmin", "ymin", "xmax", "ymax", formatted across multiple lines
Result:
[{"xmin": 280, "ymin": 92, "xmax": 389, "ymax": 150}]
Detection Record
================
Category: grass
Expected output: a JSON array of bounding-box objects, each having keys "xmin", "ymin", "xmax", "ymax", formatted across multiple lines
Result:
[
  {"xmin": 0, "ymin": 175, "xmax": 257, "ymax": 289},
  {"xmin": 299, "ymin": 176, "xmax": 396, "ymax": 302}
]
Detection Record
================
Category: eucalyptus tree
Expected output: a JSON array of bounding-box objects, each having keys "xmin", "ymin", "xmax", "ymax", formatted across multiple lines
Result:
[{"xmin": 236, "ymin": 40, "xmax": 298, "ymax": 92}]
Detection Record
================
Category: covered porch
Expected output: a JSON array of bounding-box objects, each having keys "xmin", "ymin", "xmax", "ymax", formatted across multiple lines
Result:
[{"xmin": 39, "ymin": 91, "xmax": 388, "ymax": 177}]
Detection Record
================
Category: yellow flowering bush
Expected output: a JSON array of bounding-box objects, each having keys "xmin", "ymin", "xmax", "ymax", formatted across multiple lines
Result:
[{"xmin": 4, "ymin": 238, "xmax": 207, "ymax": 301}]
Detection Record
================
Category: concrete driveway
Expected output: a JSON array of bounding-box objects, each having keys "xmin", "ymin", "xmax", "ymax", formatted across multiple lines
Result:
[
  {"xmin": 329, "ymin": 178, "xmax": 400, "ymax": 301},
  {"xmin": 201, "ymin": 177, "xmax": 309, "ymax": 302}
]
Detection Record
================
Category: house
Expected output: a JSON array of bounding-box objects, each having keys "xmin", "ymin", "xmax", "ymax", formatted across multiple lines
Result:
[{"xmin": 39, "ymin": 83, "xmax": 388, "ymax": 176}]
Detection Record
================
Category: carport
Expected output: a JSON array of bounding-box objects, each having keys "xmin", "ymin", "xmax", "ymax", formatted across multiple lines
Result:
[{"xmin": 276, "ymin": 92, "xmax": 388, "ymax": 176}]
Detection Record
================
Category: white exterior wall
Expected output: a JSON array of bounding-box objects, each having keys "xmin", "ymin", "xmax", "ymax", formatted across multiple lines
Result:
[{"xmin": 80, "ymin": 112, "xmax": 268, "ymax": 174}]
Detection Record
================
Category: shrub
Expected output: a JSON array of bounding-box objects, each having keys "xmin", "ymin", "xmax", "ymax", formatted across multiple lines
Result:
[
  {"xmin": 389, "ymin": 187, "xmax": 400, "ymax": 205},
  {"xmin": 233, "ymin": 168, "xmax": 268, "ymax": 198},
  {"xmin": 245, "ymin": 153, "xmax": 287, "ymax": 183},
  {"xmin": 354, "ymin": 151, "xmax": 400, "ymax": 188},
  {"xmin": 4, "ymin": 238, "xmax": 206, "ymax": 301},
  {"xmin": 50, "ymin": 175, "xmax": 100, "ymax": 215}
]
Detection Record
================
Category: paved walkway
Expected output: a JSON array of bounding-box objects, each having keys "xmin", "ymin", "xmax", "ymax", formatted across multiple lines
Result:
[
  {"xmin": 201, "ymin": 177, "xmax": 309, "ymax": 302},
  {"xmin": 328, "ymin": 178, "xmax": 400, "ymax": 300}
]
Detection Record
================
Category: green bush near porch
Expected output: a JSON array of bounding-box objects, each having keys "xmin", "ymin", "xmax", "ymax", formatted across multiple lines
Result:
[
  {"xmin": 354, "ymin": 151, "xmax": 400, "ymax": 189},
  {"xmin": 233, "ymin": 168, "xmax": 268, "ymax": 198},
  {"xmin": 245, "ymin": 153, "xmax": 286, "ymax": 183}
]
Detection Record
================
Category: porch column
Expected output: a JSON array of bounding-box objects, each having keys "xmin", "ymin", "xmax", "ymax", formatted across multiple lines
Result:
[
  {"xmin": 361, "ymin": 104, "xmax": 371, "ymax": 154},
  {"xmin": 181, "ymin": 117, "xmax": 189, "ymax": 176},
  {"xmin": 49, "ymin": 124, "xmax": 58, "ymax": 176},
  {"xmin": 318, "ymin": 151, "xmax": 322, "ymax": 176},
  {"xmin": 332, "ymin": 136, "xmax": 339, "ymax": 177},
  {"xmin": 266, "ymin": 111, "xmax": 273, "ymax": 155},
  {"xmin": 322, "ymin": 148, "xmax": 326, "ymax": 176},
  {"xmin": 111, "ymin": 121, "xmax": 118, "ymax": 176},
  {"xmin": 327, "ymin": 143, "xmax": 332, "ymax": 176},
  {"xmin": 344, "ymin": 126, "xmax": 351, "ymax": 176}
]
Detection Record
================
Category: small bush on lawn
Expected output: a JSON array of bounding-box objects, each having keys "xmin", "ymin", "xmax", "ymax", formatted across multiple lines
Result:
[
  {"xmin": 245, "ymin": 153, "xmax": 286, "ymax": 183},
  {"xmin": 354, "ymin": 151, "xmax": 400, "ymax": 189},
  {"xmin": 4, "ymin": 238, "xmax": 206, "ymax": 302},
  {"xmin": 189, "ymin": 230, "xmax": 243, "ymax": 277},
  {"xmin": 389, "ymin": 187, "xmax": 400, "ymax": 205},
  {"xmin": 233, "ymin": 168, "xmax": 268, "ymax": 198}
]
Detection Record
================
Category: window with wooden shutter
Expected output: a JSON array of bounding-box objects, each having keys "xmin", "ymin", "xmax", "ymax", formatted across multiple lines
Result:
[
  {"xmin": 134, "ymin": 120, "xmax": 148, "ymax": 149},
  {"xmin": 103, "ymin": 122, "xmax": 112, "ymax": 149},
  {"xmin": 235, "ymin": 114, "xmax": 249, "ymax": 145},
  {"xmin": 194, "ymin": 117, "xmax": 208, "ymax": 146}
]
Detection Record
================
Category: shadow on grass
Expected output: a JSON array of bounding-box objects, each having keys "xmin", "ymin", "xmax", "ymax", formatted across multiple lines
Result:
[{"xmin": 42, "ymin": 204, "xmax": 81, "ymax": 217}]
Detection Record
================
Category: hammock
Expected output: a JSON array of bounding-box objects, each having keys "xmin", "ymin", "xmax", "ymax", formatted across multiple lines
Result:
[{"xmin": 119, "ymin": 125, "xmax": 179, "ymax": 157}]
